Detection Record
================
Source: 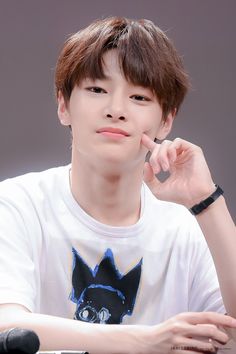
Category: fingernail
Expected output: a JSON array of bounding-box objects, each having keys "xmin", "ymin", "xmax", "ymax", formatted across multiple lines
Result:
[{"xmin": 154, "ymin": 167, "xmax": 159, "ymax": 174}]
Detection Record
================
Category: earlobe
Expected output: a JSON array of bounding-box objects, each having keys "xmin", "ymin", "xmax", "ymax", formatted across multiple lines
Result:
[
  {"xmin": 57, "ymin": 91, "xmax": 71, "ymax": 126},
  {"xmin": 155, "ymin": 111, "xmax": 175, "ymax": 140}
]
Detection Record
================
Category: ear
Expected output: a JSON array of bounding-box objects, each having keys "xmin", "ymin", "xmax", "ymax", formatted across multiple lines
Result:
[
  {"xmin": 155, "ymin": 110, "xmax": 175, "ymax": 140},
  {"xmin": 57, "ymin": 91, "xmax": 71, "ymax": 126}
]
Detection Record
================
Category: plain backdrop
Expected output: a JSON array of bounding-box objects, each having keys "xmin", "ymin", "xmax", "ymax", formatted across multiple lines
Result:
[{"xmin": 0, "ymin": 0, "xmax": 235, "ymax": 219}]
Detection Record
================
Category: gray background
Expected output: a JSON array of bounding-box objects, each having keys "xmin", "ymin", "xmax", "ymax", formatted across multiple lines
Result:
[{"xmin": 0, "ymin": 0, "xmax": 235, "ymax": 219}]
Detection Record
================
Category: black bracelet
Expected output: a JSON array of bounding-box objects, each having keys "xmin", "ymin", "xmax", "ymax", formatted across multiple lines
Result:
[{"xmin": 189, "ymin": 185, "xmax": 224, "ymax": 215}]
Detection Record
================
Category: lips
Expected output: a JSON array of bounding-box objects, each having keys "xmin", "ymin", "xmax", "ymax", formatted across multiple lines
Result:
[{"xmin": 96, "ymin": 127, "xmax": 130, "ymax": 136}]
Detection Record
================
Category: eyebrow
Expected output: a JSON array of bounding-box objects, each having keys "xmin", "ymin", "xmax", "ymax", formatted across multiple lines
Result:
[
  {"xmin": 84, "ymin": 75, "xmax": 111, "ymax": 83},
  {"xmin": 99, "ymin": 74, "xmax": 112, "ymax": 81}
]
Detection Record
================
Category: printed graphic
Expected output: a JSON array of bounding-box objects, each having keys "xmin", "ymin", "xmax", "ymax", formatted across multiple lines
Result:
[{"xmin": 70, "ymin": 248, "xmax": 142, "ymax": 324}]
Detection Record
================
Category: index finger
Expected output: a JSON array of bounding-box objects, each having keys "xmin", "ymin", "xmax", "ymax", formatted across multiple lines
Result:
[
  {"xmin": 141, "ymin": 133, "xmax": 158, "ymax": 152},
  {"xmin": 181, "ymin": 312, "xmax": 236, "ymax": 328}
]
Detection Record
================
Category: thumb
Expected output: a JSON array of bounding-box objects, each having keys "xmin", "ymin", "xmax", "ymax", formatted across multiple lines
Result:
[{"xmin": 143, "ymin": 162, "xmax": 161, "ymax": 195}]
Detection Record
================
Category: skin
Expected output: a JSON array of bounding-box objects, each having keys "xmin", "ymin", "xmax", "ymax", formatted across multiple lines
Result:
[
  {"xmin": 0, "ymin": 49, "xmax": 236, "ymax": 354},
  {"xmin": 57, "ymin": 49, "xmax": 173, "ymax": 226}
]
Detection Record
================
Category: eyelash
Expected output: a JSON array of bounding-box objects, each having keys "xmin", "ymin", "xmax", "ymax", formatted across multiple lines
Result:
[
  {"xmin": 86, "ymin": 87, "xmax": 151, "ymax": 101},
  {"xmin": 131, "ymin": 95, "xmax": 150, "ymax": 102},
  {"xmin": 86, "ymin": 87, "xmax": 106, "ymax": 94}
]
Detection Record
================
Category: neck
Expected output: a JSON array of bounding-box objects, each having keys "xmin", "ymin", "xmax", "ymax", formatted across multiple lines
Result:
[{"xmin": 70, "ymin": 152, "xmax": 144, "ymax": 226}]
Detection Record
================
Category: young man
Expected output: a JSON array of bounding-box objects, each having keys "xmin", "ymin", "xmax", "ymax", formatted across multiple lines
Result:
[{"xmin": 0, "ymin": 16, "xmax": 236, "ymax": 354}]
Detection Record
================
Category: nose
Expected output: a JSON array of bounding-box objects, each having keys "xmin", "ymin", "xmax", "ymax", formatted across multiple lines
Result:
[
  {"xmin": 104, "ymin": 92, "xmax": 127, "ymax": 121},
  {"xmin": 106, "ymin": 113, "xmax": 125, "ymax": 121}
]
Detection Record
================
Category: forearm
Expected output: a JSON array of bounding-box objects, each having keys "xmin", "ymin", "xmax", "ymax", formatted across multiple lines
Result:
[
  {"xmin": 196, "ymin": 196, "xmax": 236, "ymax": 317},
  {"xmin": 0, "ymin": 311, "xmax": 139, "ymax": 354}
]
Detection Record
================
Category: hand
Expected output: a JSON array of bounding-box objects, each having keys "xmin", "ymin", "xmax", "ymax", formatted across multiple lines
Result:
[
  {"xmin": 141, "ymin": 134, "xmax": 216, "ymax": 208},
  {"xmin": 132, "ymin": 312, "xmax": 236, "ymax": 354}
]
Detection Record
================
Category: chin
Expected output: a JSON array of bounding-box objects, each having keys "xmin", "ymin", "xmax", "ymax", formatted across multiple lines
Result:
[{"xmin": 100, "ymin": 151, "xmax": 144, "ymax": 170}]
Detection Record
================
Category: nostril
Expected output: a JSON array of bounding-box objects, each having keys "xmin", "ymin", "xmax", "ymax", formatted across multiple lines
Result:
[{"xmin": 106, "ymin": 114, "xmax": 126, "ymax": 120}]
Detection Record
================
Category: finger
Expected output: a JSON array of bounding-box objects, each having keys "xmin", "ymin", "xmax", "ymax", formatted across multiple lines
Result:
[
  {"xmin": 142, "ymin": 135, "xmax": 172, "ymax": 174},
  {"xmin": 150, "ymin": 140, "xmax": 172, "ymax": 172},
  {"xmin": 143, "ymin": 162, "xmax": 155, "ymax": 183},
  {"xmin": 143, "ymin": 162, "xmax": 162, "ymax": 186},
  {"xmin": 170, "ymin": 349, "xmax": 218, "ymax": 354},
  {"xmin": 188, "ymin": 324, "xmax": 228, "ymax": 345},
  {"xmin": 148, "ymin": 146, "xmax": 162, "ymax": 174},
  {"xmin": 171, "ymin": 348, "xmax": 216, "ymax": 354},
  {"xmin": 171, "ymin": 137, "xmax": 199, "ymax": 155},
  {"xmin": 176, "ymin": 336, "xmax": 218, "ymax": 353},
  {"xmin": 141, "ymin": 133, "xmax": 158, "ymax": 152},
  {"xmin": 197, "ymin": 324, "xmax": 228, "ymax": 345},
  {"xmin": 170, "ymin": 350, "xmax": 214, "ymax": 354},
  {"xmin": 143, "ymin": 162, "xmax": 162, "ymax": 195},
  {"xmin": 174, "ymin": 322, "xmax": 228, "ymax": 347},
  {"xmin": 167, "ymin": 143, "xmax": 177, "ymax": 164},
  {"xmin": 223, "ymin": 326, "xmax": 235, "ymax": 341},
  {"xmin": 179, "ymin": 312, "xmax": 236, "ymax": 328}
]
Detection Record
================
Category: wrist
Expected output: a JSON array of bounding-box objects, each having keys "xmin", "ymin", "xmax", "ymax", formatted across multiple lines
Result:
[
  {"xmin": 187, "ymin": 183, "xmax": 216, "ymax": 207},
  {"xmin": 189, "ymin": 184, "xmax": 224, "ymax": 216},
  {"xmin": 92, "ymin": 324, "xmax": 147, "ymax": 354}
]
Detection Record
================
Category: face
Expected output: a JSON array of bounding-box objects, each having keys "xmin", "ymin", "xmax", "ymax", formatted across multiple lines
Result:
[{"xmin": 58, "ymin": 50, "xmax": 174, "ymax": 170}]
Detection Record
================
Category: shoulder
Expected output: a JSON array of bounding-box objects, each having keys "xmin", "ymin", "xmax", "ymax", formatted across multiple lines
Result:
[{"xmin": 0, "ymin": 164, "xmax": 70, "ymax": 207}]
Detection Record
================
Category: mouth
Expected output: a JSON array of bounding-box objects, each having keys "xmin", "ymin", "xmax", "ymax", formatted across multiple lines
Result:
[{"xmin": 96, "ymin": 127, "xmax": 130, "ymax": 138}]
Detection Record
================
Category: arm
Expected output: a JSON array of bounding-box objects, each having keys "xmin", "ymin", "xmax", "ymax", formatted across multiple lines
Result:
[
  {"xmin": 142, "ymin": 135, "xmax": 236, "ymax": 332},
  {"xmin": 196, "ymin": 196, "xmax": 236, "ymax": 344},
  {"xmin": 0, "ymin": 304, "xmax": 134, "ymax": 354},
  {"xmin": 196, "ymin": 196, "xmax": 236, "ymax": 318},
  {"xmin": 1, "ymin": 304, "xmax": 236, "ymax": 354}
]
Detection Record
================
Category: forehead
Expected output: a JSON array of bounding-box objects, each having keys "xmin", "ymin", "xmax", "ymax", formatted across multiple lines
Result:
[
  {"xmin": 101, "ymin": 50, "xmax": 123, "ymax": 79},
  {"xmin": 96, "ymin": 50, "xmax": 153, "ymax": 91},
  {"xmin": 80, "ymin": 50, "xmax": 124, "ymax": 86}
]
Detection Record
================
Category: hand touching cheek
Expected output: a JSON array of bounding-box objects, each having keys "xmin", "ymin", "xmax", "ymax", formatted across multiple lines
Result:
[{"xmin": 141, "ymin": 133, "xmax": 215, "ymax": 208}]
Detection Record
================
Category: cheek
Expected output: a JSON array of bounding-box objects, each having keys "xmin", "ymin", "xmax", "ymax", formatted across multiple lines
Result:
[
  {"xmin": 75, "ymin": 100, "xmax": 102, "ymax": 121},
  {"xmin": 139, "ymin": 110, "xmax": 162, "ymax": 135}
]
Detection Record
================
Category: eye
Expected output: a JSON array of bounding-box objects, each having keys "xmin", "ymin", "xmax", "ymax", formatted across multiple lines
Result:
[
  {"xmin": 98, "ymin": 307, "xmax": 111, "ymax": 323},
  {"xmin": 131, "ymin": 95, "xmax": 151, "ymax": 102},
  {"xmin": 78, "ymin": 305, "xmax": 97, "ymax": 322},
  {"xmin": 86, "ymin": 86, "xmax": 107, "ymax": 94}
]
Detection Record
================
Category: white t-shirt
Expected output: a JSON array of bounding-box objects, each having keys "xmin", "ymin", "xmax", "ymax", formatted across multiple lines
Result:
[{"xmin": 0, "ymin": 165, "xmax": 225, "ymax": 325}]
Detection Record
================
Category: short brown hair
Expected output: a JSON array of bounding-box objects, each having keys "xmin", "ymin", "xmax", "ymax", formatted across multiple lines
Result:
[{"xmin": 55, "ymin": 17, "xmax": 189, "ymax": 120}]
